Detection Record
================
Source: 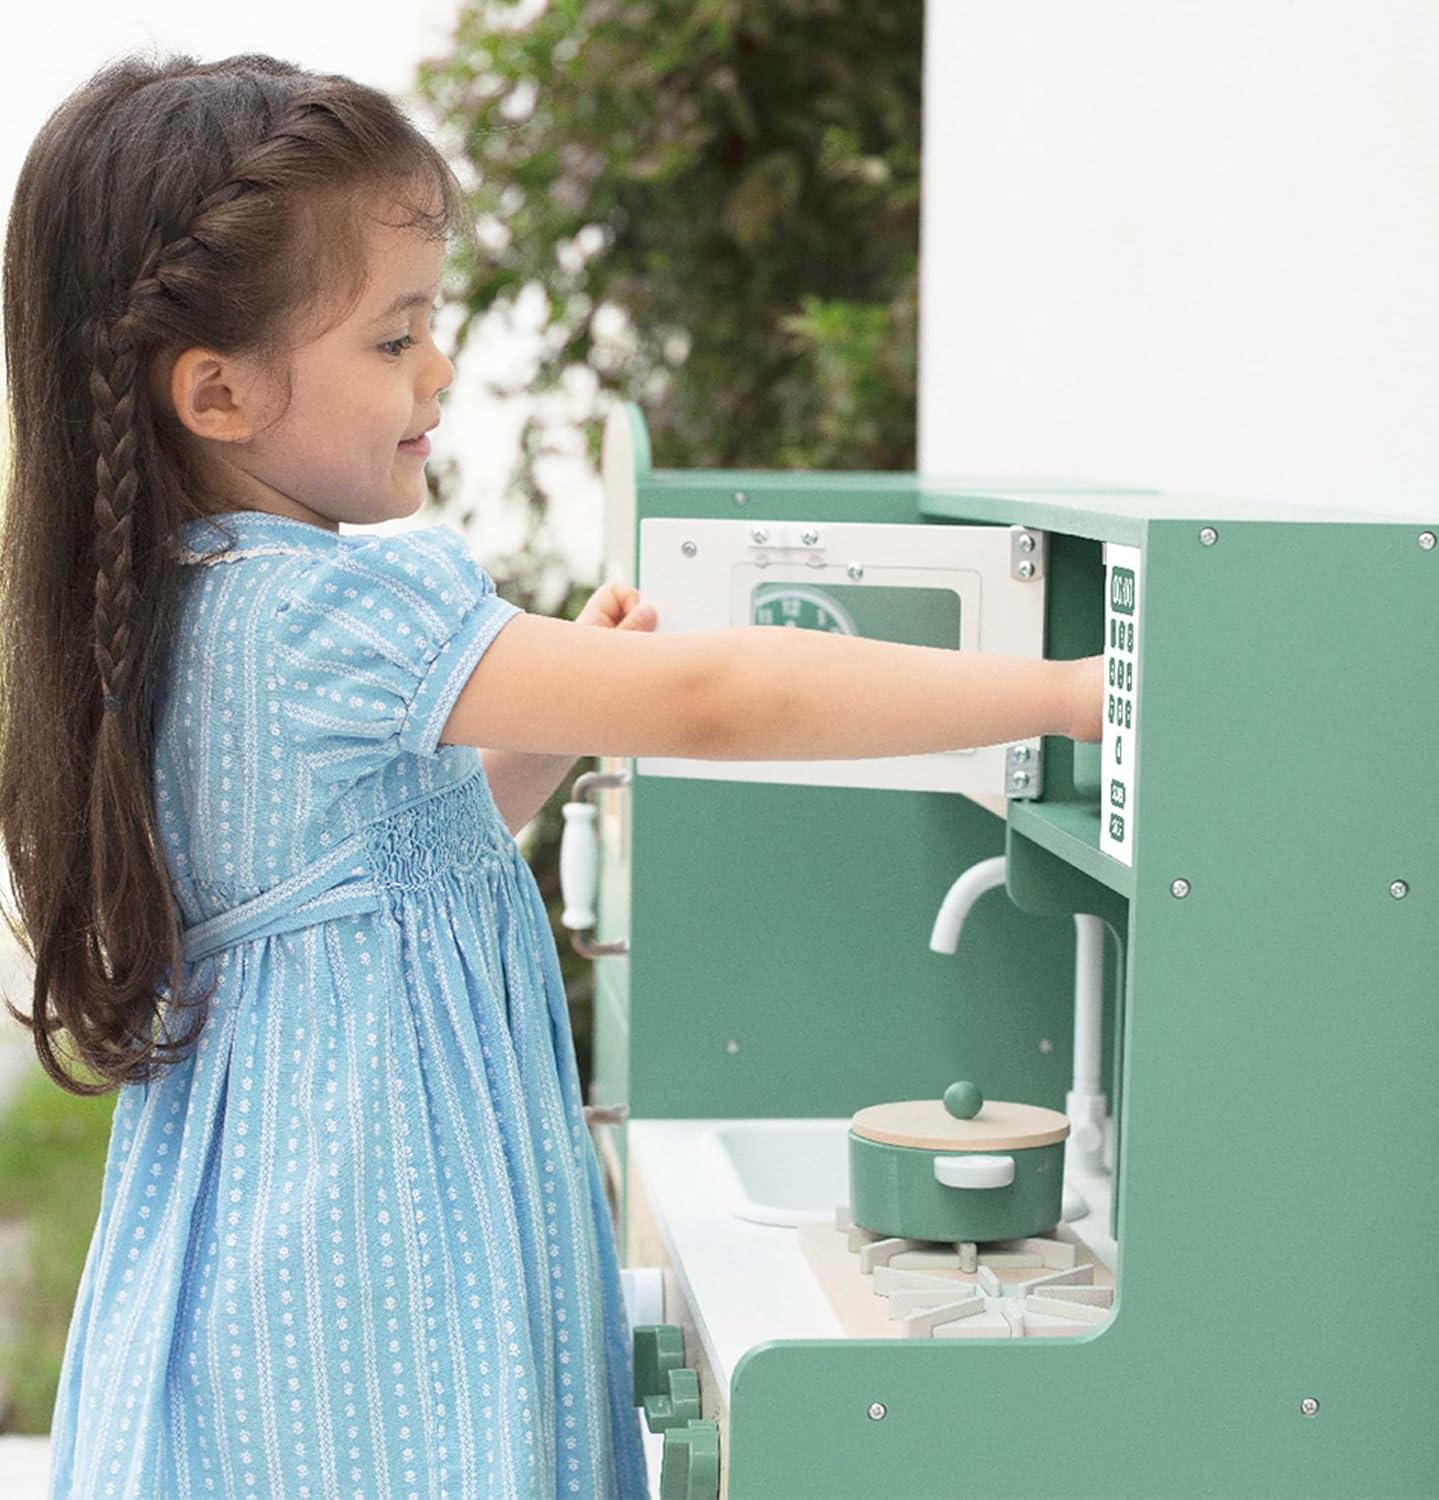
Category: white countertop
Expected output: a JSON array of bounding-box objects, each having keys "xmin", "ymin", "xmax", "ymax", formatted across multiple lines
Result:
[{"xmin": 627, "ymin": 1119, "xmax": 847, "ymax": 1405}]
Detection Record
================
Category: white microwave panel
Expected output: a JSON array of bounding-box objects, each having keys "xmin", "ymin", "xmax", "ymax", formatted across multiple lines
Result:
[{"xmin": 636, "ymin": 519, "xmax": 1048, "ymax": 797}]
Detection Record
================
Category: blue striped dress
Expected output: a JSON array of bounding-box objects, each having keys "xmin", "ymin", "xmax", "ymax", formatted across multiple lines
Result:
[{"xmin": 47, "ymin": 510, "xmax": 646, "ymax": 1499}]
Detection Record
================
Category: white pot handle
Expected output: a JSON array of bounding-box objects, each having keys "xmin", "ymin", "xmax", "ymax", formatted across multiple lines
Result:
[{"xmin": 933, "ymin": 1154, "xmax": 1015, "ymax": 1190}]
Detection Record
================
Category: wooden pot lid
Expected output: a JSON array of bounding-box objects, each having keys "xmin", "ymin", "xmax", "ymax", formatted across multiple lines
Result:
[{"xmin": 851, "ymin": 1097, "xmax": 1070, "ymax": 1152}]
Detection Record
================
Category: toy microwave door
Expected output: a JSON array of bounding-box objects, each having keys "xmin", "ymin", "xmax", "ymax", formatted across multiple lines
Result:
[{"xmin": 635, "ymin": 516, "xmax": 1049, "ymax": 800}]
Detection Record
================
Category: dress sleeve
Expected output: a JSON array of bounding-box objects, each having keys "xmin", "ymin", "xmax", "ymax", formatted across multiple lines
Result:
[{"xmin": 272, "ymin": 524, "xmax": 522, "ymax": 789}]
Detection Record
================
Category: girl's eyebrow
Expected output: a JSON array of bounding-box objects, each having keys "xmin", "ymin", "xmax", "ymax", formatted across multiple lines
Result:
[{"xmin": 371, "ymin": 290, "xmax": 436, "ymax": 323}]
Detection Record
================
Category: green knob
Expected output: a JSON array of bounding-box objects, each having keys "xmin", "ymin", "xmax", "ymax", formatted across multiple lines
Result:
[
  {"xmin": 633, "ymin": 1324, "xmax": 685, "ymax": 1406},
  {"xmin": 661, "ymin": 1419, "xmax": 720, "ymax": 1500},
  {"xmin": 643, "ymin": 1366, "xmax": 701, "ymax": 1433},
  {"xmin": 943, "ymin": 1079, "xmax": 983, "ymax": 1119}
]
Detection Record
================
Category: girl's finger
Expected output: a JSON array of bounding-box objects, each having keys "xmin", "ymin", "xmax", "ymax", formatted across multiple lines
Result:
[{"xmin": 616, "ymin": 600, "xmax": 657, "ymax": 631}]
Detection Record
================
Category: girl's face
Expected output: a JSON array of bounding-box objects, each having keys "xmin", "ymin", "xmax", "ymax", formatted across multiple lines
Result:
[{"xmin": 208, "ymin": 209, "xmax": 455, "ymax": 530}]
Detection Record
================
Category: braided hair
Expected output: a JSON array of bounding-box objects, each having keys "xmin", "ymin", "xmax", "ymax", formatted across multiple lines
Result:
[{"xmin": 0, "ymin": 55, "xmax": 461, "ymax": 1092}]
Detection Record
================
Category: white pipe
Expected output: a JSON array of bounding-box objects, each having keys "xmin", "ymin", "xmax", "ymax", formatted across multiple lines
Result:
[
  {"xmin": 1071, "ymin": 916, "xmax": 1104, "ymax": 1094},
  {"xmin": 928, "ymin": 855, "xmax": 1008, "ymax": 953},
  {"xmin": 1065, "ymin": 914, "xmax": 1108, "ymax": 1174}
]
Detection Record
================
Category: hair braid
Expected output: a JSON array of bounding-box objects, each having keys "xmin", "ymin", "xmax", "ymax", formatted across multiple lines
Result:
[{"xmin": 88, "ymin": 311, "xmax": 144, "ymax": 714}]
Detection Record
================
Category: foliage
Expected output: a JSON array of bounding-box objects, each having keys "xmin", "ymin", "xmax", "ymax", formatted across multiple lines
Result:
[
  {"xmin": 0, "ymin": 1065, "xmax": 113, "ymax": 1433},
  {"xmin": 417, "ymin": 1, "xmax": 923, "ymax": 1088},
  {"xmin": 417, "ymin": 0, "xmax": 921, "ymax": 481}
]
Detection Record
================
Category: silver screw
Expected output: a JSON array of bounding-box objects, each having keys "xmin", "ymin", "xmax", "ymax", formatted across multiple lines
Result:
[
  {"xmin": 1009, "ymin": 771, "xmax": 1031, "ymax": 792},
  {"xmin": 733, "ymin": 491, "xmax": 749, "ymax": 507},
  {"xmin": 801, "ymin": 528, "xmax": 820, "ymax": 546},
  {"xmin": 1199, "ymin": 527, "xmax": 1218, "ymax": 546},
  {"xmin": 1016, "ymin": 560, "xmax": 1036, "ymax": 580},
  {"xmin": 1390, "ymin": 880, "xmax": 1409, "ymax": 900},
  {"xmin": 1300, "ymin": 1398, "xmax": 1319, "ymax": 1417},
  {"xmin": 750, "ymin": 526, "xmax": 769, "ymax": 545},
  {"xmin": 867, "ymin": 1402, "xmax": 887, "ymax": 1421},
  {"xmin": 847, "ymin": 563, "xmax": 864, "ymax": 581},
  {"xmin": 725, "ymin": 1039, "xmax": 740, "ymax": 1056},
  {"xmin": 681, "ymin": 541, "xmax": 697, "ymax": 558},
  {"xmin": 1012, "ymin": 745, "xmax": 1032, "ymax": 763},
  {"xmin": 1171, "ymin": 878, "xmax": 1191, "ymax": 899},
  {"xmin": 1016, "ymin": 532, "xmax": 1036, "ymax": 553},
  {"xmin": 1039, "ymin": 1037, "xmax": 1054, "ymax": 1054},
  {"xmin": 1420, "ymin": 532, "xmax": 1436, "ymax": 551}
]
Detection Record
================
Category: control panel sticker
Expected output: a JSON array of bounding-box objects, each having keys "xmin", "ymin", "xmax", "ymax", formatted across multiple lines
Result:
[{"xmin": 1101, "ymin": 543, "xmax": 1141, "ymax": 866}]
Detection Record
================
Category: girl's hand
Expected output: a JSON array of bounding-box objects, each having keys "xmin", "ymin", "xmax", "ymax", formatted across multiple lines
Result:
[{"xmin": 574, "ymin": 582, "xmax": 657, "ymax": 633}]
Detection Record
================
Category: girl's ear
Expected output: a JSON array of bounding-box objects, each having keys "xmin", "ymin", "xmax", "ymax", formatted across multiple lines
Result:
[{"xmin": 164, "ymin": 346, "xmax": 267, "ymax": 444}]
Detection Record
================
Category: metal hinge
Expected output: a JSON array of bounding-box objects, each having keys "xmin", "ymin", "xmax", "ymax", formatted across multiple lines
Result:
[
  {"xmin": 1010, "ymin": 527, "xmax": 1049, "ymax": 582},
  {"xmin": 1005, "ymin": 741, "xmax": 1044, "ymax": 800}
]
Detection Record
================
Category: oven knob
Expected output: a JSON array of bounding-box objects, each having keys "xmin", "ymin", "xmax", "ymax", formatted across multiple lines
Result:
[
  {"xmin": 643, "ymin": 1366, "xmax": 701, "ymax": 1432},
  {"xmin": 660, "ymin": 1418, "xmax": 720, "ymax": 1500},
  {"xmin": 632, "ymin": 1323, "xmax": 686, "ymax": 1405}
]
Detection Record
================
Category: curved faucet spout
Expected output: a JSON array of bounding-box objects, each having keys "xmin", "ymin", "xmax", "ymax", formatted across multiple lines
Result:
[
  {"xmin": 929, "ymin": 854, "xmax": 1111, "ymax": 1190},
  {"xmin": 928, "ymin": 855, "xmax": 1008, "ymax": 953}
]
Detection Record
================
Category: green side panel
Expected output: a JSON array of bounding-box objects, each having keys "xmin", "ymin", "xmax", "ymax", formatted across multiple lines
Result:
[
  {"xmin": 626, "ymin": 777, "xmax": 1081, "ymax": 1118},
  {"xmin": 591, "ymin": 963, "xmax": 629, "ymax": 1110},
  {"xmin": 724, "ymin": 519, "xmax": 1438, "ymax": 1498}
]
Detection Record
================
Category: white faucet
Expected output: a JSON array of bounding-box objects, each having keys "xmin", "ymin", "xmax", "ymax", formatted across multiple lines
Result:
[
  {"xmin": 930, "ymin": 856, "xmax": 1110, "ymax": 1197},
  {"xmin": 928, "ymin": 855, "xmax": 1008, "ymax": 953}
]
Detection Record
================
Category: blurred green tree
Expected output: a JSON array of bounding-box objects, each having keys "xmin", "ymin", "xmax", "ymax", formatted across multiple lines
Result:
[
  {"xmin": 417, "ymin": 0, "xmax": 923, "ymax": 1086},
  {"xmin": 419, "ymin": 0, "xmax": 921, "ymax": 479}
]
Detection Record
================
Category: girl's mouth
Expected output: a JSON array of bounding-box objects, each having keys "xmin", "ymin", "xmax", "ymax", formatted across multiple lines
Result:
[{"xmin": 398, "ymin": 433, "xmax": 431, "ymax": 459}]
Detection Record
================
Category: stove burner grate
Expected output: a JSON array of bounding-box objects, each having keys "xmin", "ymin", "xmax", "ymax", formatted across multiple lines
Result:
[{"xmin": 836, "ymin": 1207, "xmax": 1115, "ymax": 1339}]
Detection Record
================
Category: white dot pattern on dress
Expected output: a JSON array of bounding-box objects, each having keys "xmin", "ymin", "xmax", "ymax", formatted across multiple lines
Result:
[{"xmin": 47, "ymin": 514, "xmax": 645, "ymax": 1499}]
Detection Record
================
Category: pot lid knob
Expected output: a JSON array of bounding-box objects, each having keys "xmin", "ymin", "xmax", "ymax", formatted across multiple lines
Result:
[{"xmin": 942, "ymin": 1079, "xmax": 984, "ymax": 1120}]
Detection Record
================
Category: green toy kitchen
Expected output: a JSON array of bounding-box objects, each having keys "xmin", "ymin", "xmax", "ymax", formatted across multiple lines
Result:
[{"xmin": 561, "ymin": 403, "xmax": 1437, "ymax": 1499}]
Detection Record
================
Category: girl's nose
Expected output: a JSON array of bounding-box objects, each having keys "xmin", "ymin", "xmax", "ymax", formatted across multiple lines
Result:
[{"xmin": 423, "ymin": 346, "xmax": 455, "ymax": 400}]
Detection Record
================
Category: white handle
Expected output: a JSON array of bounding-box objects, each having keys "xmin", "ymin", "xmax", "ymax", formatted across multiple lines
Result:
[
  {"xmin": 933, "ymin": 1154, "xmax": 1015, "ymax": 1190},
  {"xmin": 559, "ymin": 803, "xmax": 599, "ymax": 930}
]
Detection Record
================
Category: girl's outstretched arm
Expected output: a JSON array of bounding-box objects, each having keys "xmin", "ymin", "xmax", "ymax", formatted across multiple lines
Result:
[
  {"xmin": 443, "ymin": 613, "xmax": 1103, "ymax": 760},
  {"xmin": 479, "ymin": 583, "xmax": 659, "ymax": 833}
]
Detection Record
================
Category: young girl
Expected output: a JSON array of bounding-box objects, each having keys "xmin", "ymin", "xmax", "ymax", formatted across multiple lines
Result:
[{"xmin": 0, "ymin": 54, "xmax": 1101, "ymax": 1500}]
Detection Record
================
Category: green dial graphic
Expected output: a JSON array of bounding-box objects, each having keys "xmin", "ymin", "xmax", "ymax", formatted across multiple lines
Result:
[
  {"xmin": 751, "ymin": 583, "xmax": 858, "ymax": 635},
  {"xmin": 749, "ymin": 582, "xmax": 961, "ymax": 648}
]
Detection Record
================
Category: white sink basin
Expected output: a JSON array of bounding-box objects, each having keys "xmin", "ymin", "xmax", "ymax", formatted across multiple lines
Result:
[{"xmin": 701, "ymin": 1118, "xmax": 851, "ymax": 1227}]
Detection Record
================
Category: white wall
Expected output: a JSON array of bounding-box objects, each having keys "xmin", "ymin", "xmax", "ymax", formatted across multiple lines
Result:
[
  {"xmin": 919, "ymin": 0, "xmax": 1439, "ymax": 516},
  {"xmin": 0, "ymin": 6, "xmax": 457, "ymax": 237}
]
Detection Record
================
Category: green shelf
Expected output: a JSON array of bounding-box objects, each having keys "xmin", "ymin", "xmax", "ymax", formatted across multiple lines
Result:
[{"xmin": 1007, "ymin": 798, "xmax": 1133, "ymax": 899}]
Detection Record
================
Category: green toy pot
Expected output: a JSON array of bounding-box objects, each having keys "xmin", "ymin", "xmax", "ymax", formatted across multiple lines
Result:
[{"xmin": 848, "ymin": 1095, "xmax": 1070, "ymax": 1244}]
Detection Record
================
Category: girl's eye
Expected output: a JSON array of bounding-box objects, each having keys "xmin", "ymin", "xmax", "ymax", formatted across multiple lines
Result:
[{"xmin": 379, "ymin": 334, "xmax": 417, "ymax": 358}]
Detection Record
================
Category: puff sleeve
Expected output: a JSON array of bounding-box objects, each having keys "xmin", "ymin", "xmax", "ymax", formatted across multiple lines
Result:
[{"xmin": 272, "ymin": 525, "xmax": 522, "ymax": 789}]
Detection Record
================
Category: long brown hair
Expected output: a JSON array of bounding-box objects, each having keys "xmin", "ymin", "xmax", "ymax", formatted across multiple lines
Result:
[{"xmin": 0, "ymin": 54, "xmax": 460, "ymax": 1094}]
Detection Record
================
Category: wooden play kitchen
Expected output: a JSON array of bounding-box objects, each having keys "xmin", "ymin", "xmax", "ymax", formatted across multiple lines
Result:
[{"xmin": 568, "ymin": 404, "xmax": 1437, "ymax": 1498}]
